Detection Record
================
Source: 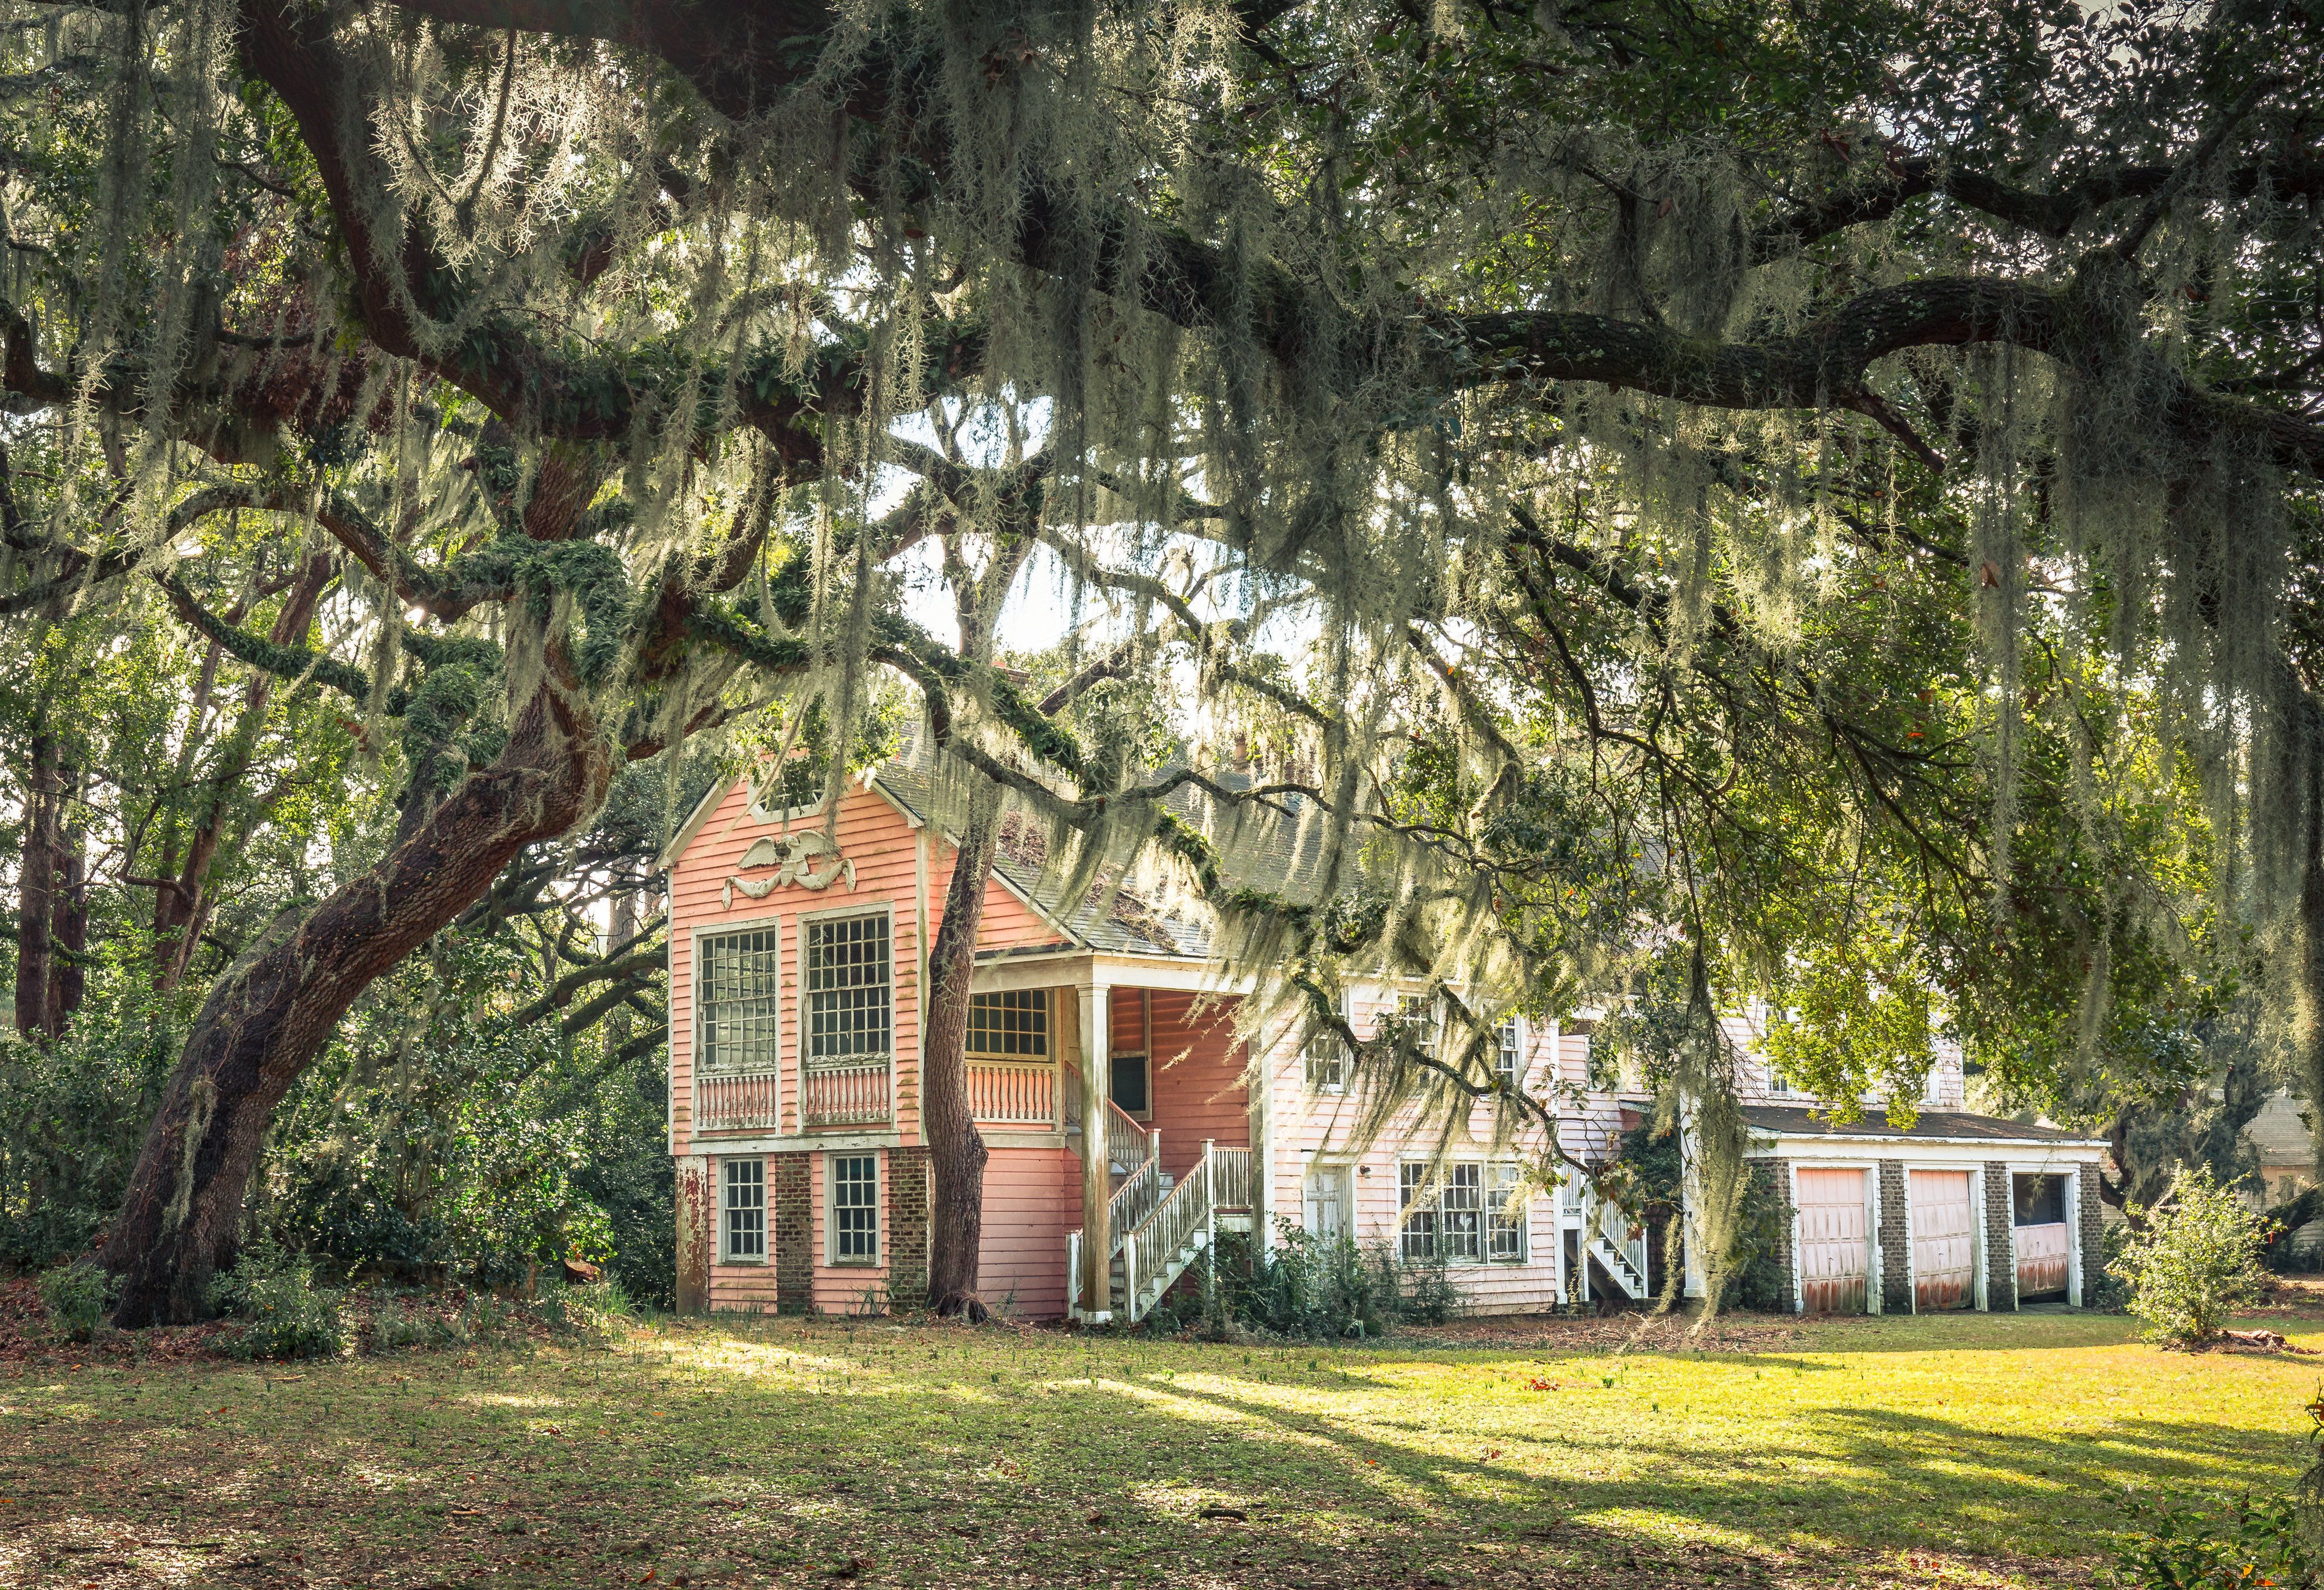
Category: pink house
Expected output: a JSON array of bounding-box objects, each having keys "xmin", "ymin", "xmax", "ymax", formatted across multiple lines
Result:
[{"xmin": 659, "ymin": 758, "xmax": 2109, "ymax": 1321}]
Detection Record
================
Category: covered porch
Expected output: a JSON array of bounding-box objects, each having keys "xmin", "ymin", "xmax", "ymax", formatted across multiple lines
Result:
[{"xmin": 967, "ymin": 949, "xmax": 1260, "ymax": 1322}]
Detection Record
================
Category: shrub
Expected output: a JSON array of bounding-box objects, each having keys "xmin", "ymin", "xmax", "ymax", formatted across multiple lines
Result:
[
  {"xmin": 38, "ymin": 1262, "xmax": 114, "ymax": 1343},
  {"xmin": 213, "ymin": 1240, "xmax": 347, "ymax": 1361},
  {"xmin": 2112, "ymin": 1488, "xmax": 2317, "ymax": 1589},
  {"xmin": 1154, "ymin": 1224, "xmax": 1464, "ymax": 1340},
  {"xmin": 2110, "ymin": 1166, "xmax": 2267, "ymax": 1346},
  {"xmin": 0, "ymin": 1020, "xmax": 174, "ymax": 1268},
  {"xmin": 362, "ymin": 1295, "xmax": 426, "ymax": 1354}
]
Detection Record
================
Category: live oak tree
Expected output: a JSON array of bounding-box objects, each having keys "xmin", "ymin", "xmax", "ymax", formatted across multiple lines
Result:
[{"xmin": 0, "ymin": 0, "xmax": 2318, "ymax": 1321}]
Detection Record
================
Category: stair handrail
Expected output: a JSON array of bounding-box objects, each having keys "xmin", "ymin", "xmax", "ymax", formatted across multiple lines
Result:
[
  {"xmin": 1109, "ymin": 1155, "xmax": 1162, "ymax": 1248},
  {"xmin": 1104, "ymin": 1099, "xmax": 1153, "ymax": 1174},
  {"xmin": 1589, "ymin": 1186, "xmax": 1649, "ymax": 1291},
  {"xmin": 1119, "ymin": 1139, "xmax": 1217, "ymax": 1318}
]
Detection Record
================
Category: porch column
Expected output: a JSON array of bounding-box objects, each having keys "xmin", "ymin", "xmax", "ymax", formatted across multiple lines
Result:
[
  {"xmin": 1079, "ymin": 981, "xmax": 1113, "ymax": 1322},
  {"xmin": 1250, "ymin": 1018, "xmax": 1275, "ymax": 1256}
]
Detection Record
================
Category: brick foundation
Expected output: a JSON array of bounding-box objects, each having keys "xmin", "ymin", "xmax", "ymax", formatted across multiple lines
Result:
[
  {"xmin": 1983, "ymin": 1161, "xmax": 2015, "ymax": 1311},
  {"xmin": 1877, "ymin": 1161, "xmax": 1911, "ymax": 1314},
  {"xmin": 2078, "ymin": 1162, "xmax": 2104, "ymax": 1307},
  {"xmin": 774, "ymin": 1151, "xmax": 815, "ymax": 1313},
  {"xmin": 887, "ymin": 1146, "xmax": 931, "ymax": 1312}
]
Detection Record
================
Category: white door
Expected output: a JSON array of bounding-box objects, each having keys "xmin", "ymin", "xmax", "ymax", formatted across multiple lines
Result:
[
  {"xmin": 1303, "ymin": 1166, "xmax": 1353, "ymax": 1241},
  {"xmin": 1795, "ymin": 1167, "xmax": 1870, "ymax": 1314},
  {"xmin": 1910, "ymin": 1171, "xmax": 1975, "ymax": 1311}
]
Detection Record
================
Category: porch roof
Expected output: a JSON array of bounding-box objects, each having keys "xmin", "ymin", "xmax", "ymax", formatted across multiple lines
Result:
[{"xmin": 1741, "ymin": 1104, "xmax": 2106, "ymax": 1149}]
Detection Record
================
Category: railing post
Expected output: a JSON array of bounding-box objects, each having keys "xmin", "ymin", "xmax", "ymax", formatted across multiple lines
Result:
[
  {"xmin": 1067, "ymin": 1230, "xmax": 1082, "ymax": 1318},
  {"xmin": 1151, "ymin": 1129, "xmax": 1163, "ymax": 1172},
  {"xmin": 1123, "ymin": 1231, "xmax": 1137, "ymax": 1319},
  {"xmin": 1202, "ymin": 1139, "xmax": 1216, "ymax": 1254}
]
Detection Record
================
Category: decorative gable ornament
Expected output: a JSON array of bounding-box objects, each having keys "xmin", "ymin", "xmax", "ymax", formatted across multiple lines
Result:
[{"xmin": 722, "ymin": 830, "xmax": 858, "ymax": 909}]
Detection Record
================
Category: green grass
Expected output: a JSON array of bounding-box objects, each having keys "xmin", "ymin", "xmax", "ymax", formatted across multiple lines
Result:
[{"xmin": 1, "ymin": 1308, "xmax": 2314, "ymax": 1588}]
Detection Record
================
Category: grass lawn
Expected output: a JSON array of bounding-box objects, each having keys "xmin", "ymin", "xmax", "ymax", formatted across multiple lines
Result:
[{"xmin": 1, "ymin": 1303, "xmax": 2316, "ymax": 1589}]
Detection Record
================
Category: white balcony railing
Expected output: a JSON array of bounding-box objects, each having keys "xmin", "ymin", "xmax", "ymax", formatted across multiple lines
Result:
[
  {"xmin": 967, "ymin": 1059, "xmax": 1056, "ymax": 1126},
  {"xmin": 802, "ymin": 1058, "xmax": 892, "ymax": 1127},
  {"xmin": 694, "ymin": 1065, "xmax": 783, "ymax": 1133}
]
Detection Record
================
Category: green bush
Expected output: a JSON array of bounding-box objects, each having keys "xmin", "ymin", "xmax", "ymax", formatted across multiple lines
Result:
[
  {"xmin": 2109, "ymin": 1166, "xmax": 2266, "ymax": 1346},
  {"xmin": 0, "ymin": 1020, "xmax": 174, "ymax": 1268},
  {"xmin": 38, "ymin": 1261, "xmax": 114, "ymax": 1343},
  {"xmin": 1156, "ymin": 1223, "xmax": 1464, "ymax": 1340},
  {"xmin": 213, "ymin": 1241, "xmax": 347, "ymax": 1361},
  {"xmin": 2112, "ymin": 1488, "xmax": 2316, "ymax": 1589},
  {"xmin": 362, "ymin": 1295, "xmax": 426, "ymax": 1354}
]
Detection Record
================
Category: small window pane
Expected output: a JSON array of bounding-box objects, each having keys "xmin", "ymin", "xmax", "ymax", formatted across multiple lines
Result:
[
  {"xmin": 1395, "ymin": 994, "xmax": 1439, "ymax": 1061},
  {"xmin": 1111, "ymin": 1051, "xmax": 1149, "ymax": 1114},
  {"xmin": 807, "ymin": 916, "xmax": 891, "ymax": 1060},
  {"xmin": 723, "ymin": 1159, "xmax": 766, "ymax": 1261},
  {"xmin": 967, "ymin": 990, "xmax": 1048, "ymax": 1056},
  {"xmin": 832, "ymin": 1154, "xmax": 879, "ymax": 1262},
  {"xmin": 1303, "ymin": 1006, "xmax": 1347, "ymax": 1090},
  {"xmin": 701, "ymin": 930, "xmax": 780, "ymax": 1072}
]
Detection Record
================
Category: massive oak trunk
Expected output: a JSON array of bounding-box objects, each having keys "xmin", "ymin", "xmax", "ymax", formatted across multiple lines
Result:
[
  {"xmin": 104, "ymin": 678, "xmax": 612, "ymax": 1326},
  {"xmin": 921, "ymin": 787, "xmax": 1002, "ymax": 1319}
]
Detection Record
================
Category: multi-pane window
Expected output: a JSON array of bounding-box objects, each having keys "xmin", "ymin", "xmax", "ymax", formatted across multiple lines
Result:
[
  {"xmin": 1303, "ymin": 1002, "xmax": 1348, "ymax": 1090},
  {"xmin": 806, "ymin": 915, "xmax": 891, "ymax": 1061},
  {"xmin": 1394, "ymin": 993, "xmax": 1439, "ymax": 1061},
  {"xmin": 966, "ymin": 990, "xmax": 1048, "ymax": 1056},
  {"xmin": 830, "ymin": 1154, "xmax": 879, "ymax": 1262},
  {"xmin": 700, "ymin": 929, "xmax": 781, "ymax": 1071},
  {"xmin": 1398, "ymin": 1163, "xmax": 1437, "ymax": 1259},
  {"xmin": 1487, "ymin": 1163, "xmax": 1527, "ymax": 1261},
  {"xmin": 723, "ymin": 1158, "xmax": 766, "ymax": 1261},
  {"xmin": 1494, "ymin": 1018, "xmax": 1522, "ymax": 1089},
  {"xmin": 1400, "ymin": 1162, "xmax": 1498, "ymax": 1262}
]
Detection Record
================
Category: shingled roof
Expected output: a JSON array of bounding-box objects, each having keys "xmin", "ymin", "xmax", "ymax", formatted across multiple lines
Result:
[{"xmin": 1741, "ymin": 1104, "xmax": 2106, "ymax": 1147}]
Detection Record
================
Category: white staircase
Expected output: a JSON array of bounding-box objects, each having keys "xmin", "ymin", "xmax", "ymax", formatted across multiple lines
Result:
[
  {"xmin": 1067, "ymin": 1106, "xmax": 1254, "ymax": 1322},
  {"xmin": 1559, "ymin": 1171, "xmax": 1650, "ymax": 1302}
]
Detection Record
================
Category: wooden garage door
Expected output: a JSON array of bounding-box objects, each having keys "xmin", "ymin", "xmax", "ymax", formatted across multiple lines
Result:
[
  {"xmin": 1795, "ymin": 1167, "xmax": 1869, "ymax": 1314},
  {"xmin": 2017, "ymin": 1222, "xmax": 2071, "ymax": 1300},
  {"xmin": 1910, "ymin": 1171, "xmax": 1974, "ymax": 1311}
]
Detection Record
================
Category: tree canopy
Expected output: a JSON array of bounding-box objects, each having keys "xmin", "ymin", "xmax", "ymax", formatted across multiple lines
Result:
[{"xmin": 0, "ymin": 0, "xmax": 2319, "ymax": 1319}]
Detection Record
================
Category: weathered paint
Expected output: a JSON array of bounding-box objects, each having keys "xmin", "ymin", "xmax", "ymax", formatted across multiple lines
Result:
[
  {"xmin": 675, "ymin": 1154, "xmax": 713, "ymax": 1315},
  {"xmin": 1795, "ymin": 1166, "xmax": 1870, "ymax": 1314},
  {"xmin": 2016, "ymin": 1221, "xmax": 2071, "ymax": 1300},
  {"xmin": 1910, "ymin": 1169, "xmax": 1975, "ymax": 1312}
]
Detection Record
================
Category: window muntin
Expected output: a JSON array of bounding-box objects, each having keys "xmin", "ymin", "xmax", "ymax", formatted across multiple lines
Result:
[
  {"xmin": 1494, "ymin": 1018, "xmax": 1522, "ymax": 1089},
  {"xmin": 831, "ymin": 1153, "xmax": 879, "ymax": 1262},
  {"xmin": 1393, "ymin": 993, "xmax": 1439, "ymax": 1062},
  {"xmin": 722, "ymin": 1158, "xmax": 766, "ymax": 1261},
  {"xmin": 700, "ymin": 928, "xmax": 780, "ymax": 1072},
  {"xmin": 805, "ymin": 915, "xmax": 891, "ymax": 1061},
  {"xmin": 1487, "ymin": 1163, "xmax": 1526, "ymax": 1261},
  {"xmin": 1439, "ymin": 1164, "xmax": 1482, "ymax": 1259},
  {"xmin": 966, "ymin": 989, "xmax": 1048, "ymax": 1057}
]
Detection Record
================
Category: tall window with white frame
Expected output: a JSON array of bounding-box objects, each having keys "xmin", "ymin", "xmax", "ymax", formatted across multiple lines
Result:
[
  {"xmin": 722, "ymin": 1158, "xmax": 766, "ymax": 1262},
  {"xmin": 830, "ymin": 1154, "xmax": 879, "ymax": 1264},
  {"xmin": 1303, "ymin": 996, "xmax": 1349, "ymax": 1090},
  {"xmin": 806, "ymin": 916, "xmax": 892, "ymax": 1063},
  {"xmin": 1487, "ymin": 1163, "xmax": 1526, "ymax": 1261},
  {"xmin": 700, "ymin": 929, "xmax": 781, "ymax": 1071},
  {"xmin": 1494, "ymin": 1018, "xmax": 1522, "ymax": 1090},
  {"xmin": 1398, "ymin": 1163, "xmax": 1438, "ymax": 1259}
]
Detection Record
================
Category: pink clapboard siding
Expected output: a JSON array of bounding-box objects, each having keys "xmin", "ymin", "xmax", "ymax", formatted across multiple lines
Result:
[
  {"xmin": 1260, "ymin": 992, "xmax": 1563, "ymax": 1313},
  {"xmin": 671, "ymin": 776, "xmax": 1071, "ymax": 1157},
  {"xmin": 976, "ymin": 1146, "xmax": 1077, "ymax": 1318},
  {"xmin": 1116, "ymin": 990, "xmax": 1250, "ymax": 1184}
]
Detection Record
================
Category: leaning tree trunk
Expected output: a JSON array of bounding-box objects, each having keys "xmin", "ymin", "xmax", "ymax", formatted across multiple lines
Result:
[
  {"xmin": 104, "ymin": 680, "xmax": 613, "ymax": 1326},
  {"xmin": 921, "ymin": 786, "xmax": 1003, "ymax": 1319}
]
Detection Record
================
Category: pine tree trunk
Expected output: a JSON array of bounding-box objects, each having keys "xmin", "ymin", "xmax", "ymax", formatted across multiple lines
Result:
[
  {"xmin": 922, "ymin": 787, "xmax": 1002, "ymax": 1319},
  {"xmin": 12, "ymin": 730, "xmax": 59, "ymax": 1039},
  {"xmin": 46, "ymin": 769, "xmax": 85, "ymax": 1029},
  {"xmin": 104, "ymin": 681, "xmax": 614, "ymax": 1326}
]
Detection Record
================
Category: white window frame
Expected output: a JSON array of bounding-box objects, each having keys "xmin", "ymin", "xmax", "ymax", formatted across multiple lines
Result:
[
  {"xmin": 1494, "ymin": 1016, "xmax": 1524, "ymax": 1091},
  {"xmin": 721, "ymin": 1157, "xmax": 768, "ymax": 1263},
  {"xmin": 800, "ymin": 906, "xmax": 896, "ymax": 1068},
  {"xmin": 1303, "ymin": 992, "xmax": 1350, "ymax": 1092},
  {"xmin": 695, "ymin": 917, "xmax": 783, "ymax": 1074},
  {"xmin": 1487, "ymin": 1162, "xmax": 1528, "ymax": 1262},
  {"xmin": 827, "ymin": 1151, "xmax": 881, "ymax": 1266}
]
